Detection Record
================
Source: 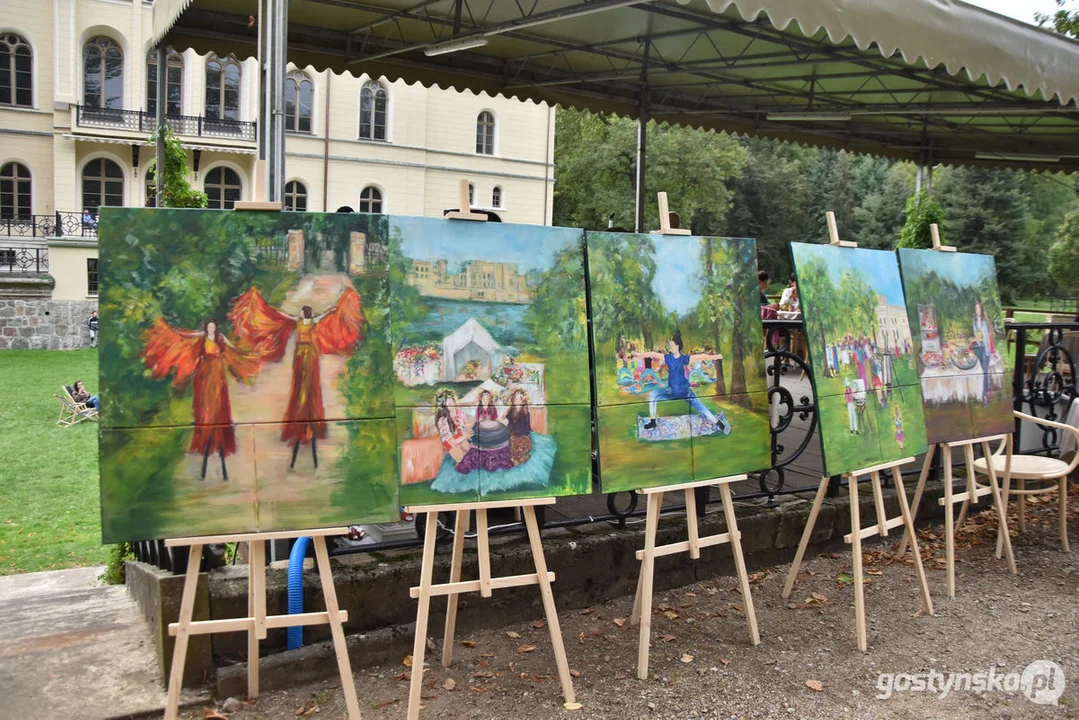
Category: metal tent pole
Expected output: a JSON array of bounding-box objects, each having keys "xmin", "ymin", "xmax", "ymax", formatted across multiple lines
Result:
[
  {"xmin": 634, "ymin": 39, "xmax": 650, "ymax": 234},
  {"xmin": 258, "ymin": 0, "xmax": 287, "ymax": 202}
]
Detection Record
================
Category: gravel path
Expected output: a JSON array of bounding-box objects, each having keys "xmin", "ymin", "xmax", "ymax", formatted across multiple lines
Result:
[{"xmin": 187, "ymin": 489, "xmax": 1079, "ymax": 720}]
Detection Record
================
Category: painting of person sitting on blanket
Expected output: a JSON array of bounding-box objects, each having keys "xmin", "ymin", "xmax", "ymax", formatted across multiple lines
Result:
[{"xmin": 588, "ymin": 231, "xmax": 773, "ymax": 493}]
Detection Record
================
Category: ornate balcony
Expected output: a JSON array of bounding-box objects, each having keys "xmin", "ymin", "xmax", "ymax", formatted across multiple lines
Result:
[
  {"xmin": 0, "ymin": 212, "xmax": 93, "ymax": 239},
  {"xmin": 75, "ymin": 106, "xmax": 257, "ymax": 142}
]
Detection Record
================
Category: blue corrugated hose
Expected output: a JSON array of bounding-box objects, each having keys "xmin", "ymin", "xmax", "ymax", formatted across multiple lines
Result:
[{"xmin": 287, "ymin": 536, "xmax": 311, "ymax": 649}]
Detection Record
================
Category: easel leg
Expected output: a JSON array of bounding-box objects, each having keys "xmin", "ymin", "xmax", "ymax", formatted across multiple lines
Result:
[
  {"xmin": 891, "ymin": 468, "xmax": 933, "ymax": 616},
  {"xmin": 942, "ymin": 444, "xmax": 956, "ymax": 599},
  {"xmin": 979, "ymin": 441, "xmax": 1017, "ymax": 572},
  {"xmin": 870, "ymin": 471, "xmax": 888, "ymax": 536},
  {"xmin": 848, "ymin": 476, "xmax": 868, "ymax": 653},
  {"xmin": 996, "ymin": 440, "xmax": 1011, "ymax": 560},
  {"xmin": 636, "ymin": 492, "xmax": 662, "ymax": 680},
  {"xmin": 898, "ymin": 444, "xmax": 935, "ymax": 557},
  {"xmin": 408, "ymin": 512, "xmax": 439, "ymax": 720},
  {"xmin": 522, "ymin": 506, "xmax": 576, "ymax": 704},
  {"xmin": 476, "ymin": 508, "xmax": 492, "ymax": 598},
  {"xmin": 781, "ymin": 477, "xmax": 829, "ymax": 599},
  {"xmin": 313, "ymin": 536, "xmax": 362, "ymax": 720},
  {"xmin": 164, "ymin": 544, "xmax": 202, "ymax": 720},
  {"xmin": 719, "ymin": 483, "xmax": 760, "ymax": 645},
  {"xmin": 442, "ymin": 509, "xmax": 469, "ymax": 667},
  {"xmin": 248, "ymin": 539, "xmax": 266, "ymax": 699},
  {"xmin": 685, "ymin": 488, "xmax": 701, "ymax": 560}
]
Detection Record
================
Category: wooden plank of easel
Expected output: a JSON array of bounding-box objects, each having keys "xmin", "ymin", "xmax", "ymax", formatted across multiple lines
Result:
[
  {"xmin": 442, "ymin": 508, "xmax": 469, "ymax": 668},
  {"xmin": 164, "ymin": 544, "xmax": 202, "ymax": 720},
  {"xmin": 476, "ymin": 508, "xmax": 493, "ymax": 598},
  {"xmin": 870, "ymin": 471, "xmax": 889, "ymax": 536},
  {"xmin": 249, "ymin": 540, "xmax": 264, "ymax": 698},
  {"xmin": 445, "ymin": 178, "xmax": 489, "ymax": 221},
  {"xmin": 523, "ymin": 506, "xmax": 576, "ymax": 705},
  {"xmin": 890, "ymin": 466, "xmax": 934, "ymax": 616},
  {"xmin": 848, "ymin": 475, "xmax": 868, "ymax": 652},
  {"xmin": 164, "ymin": 527, "xmax": 350, "ymax": 546},
  {"xmin": 930, "ymin": 223, "xmax": 957, "ymax": 252},
  {"xmin": 825, "ymin": 211, "xmax": 858, "ymax": 247},
  {"xmin": 781, "ymin": 476, "xmax": 830, "ymax": 599},
  {"xmin": 246, "ymin": 543, "xmax": 257, "ymax": 699},
  {"xmin": 634, "ymin": 532, "xmax": 732, "ymax": 560},
  {"xmin": 981, "ymin": 439, "xmax": 1017, "ymax": 573},
  {"xmin": 942, "ymin": 443, "xmax": 956, "ymax": 599},
  {"xmin": 848, "ymin": 456, "xmax": 916, "ymax": 478},
  {"xmin": 313, "ymin": 536, "xmax": 362, "ymax": 720},
  {"xmin": 844, "ymin": 516, "xmax": 906, "ymax": 543},
  {"xmin": 637, "ymin": 474, "xmax": 748, "ymax": 495},
  {"xmin": 898, "ymin": 443, "xmax": 937, "ymax": 558},
  {"xmin": 405, "ymin": 497, "xmax": 556, "ymax": 514},
  {"xmin": 409, "ymin": 571, "xmax": 556, "ymax": 599},
  {"xmin": 408, "ymin": 512, "xmax": 439, "ymax": 720},
  {"xmin": 168, "ymin": 610, "xmax": 350, "ymax": 636},
  {"xmin": 684, "ymin": 488, "xmax": 701, "ymax": 559},
  {"xmin": 636, "ymin": 492, "xmax": 662, "ymax": 680},
  {"xmin": 652, "ymin": 192, "xmax": 691, "ymax": 235},
  {"xmin": 719, "ymin": 482, "xmax": 760, "ymax": 646}
]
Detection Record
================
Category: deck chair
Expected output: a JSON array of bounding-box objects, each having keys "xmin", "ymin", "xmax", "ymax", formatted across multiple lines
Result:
[{"xmin": 57, "ymin": 385, "xmax": 98, "ymax": 426}]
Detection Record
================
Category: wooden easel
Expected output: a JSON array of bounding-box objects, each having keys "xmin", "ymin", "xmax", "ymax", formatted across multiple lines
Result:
[
  {"xmin": 629, "ymin": 475, "xmax": 760, "ymax": 679},
  {"xmin": 405, "ymin": 498, "xmax": 576, "ymax": 719},
  {"xmin": 445, "ymin": 178, "xmax": 489, "ymax": 221},
  {"xmin": 782, "ymin": 216, "xmax": 932, "ymax": 652},
  {"xmin": 163, "ymin": 528, "xmax": 360, "ymax": 720},
  {"xmin": 893, "ymin": 223, "xmax": 1017, "ymax": 597},
  {"xmin": 781, "ymin": 458, "xmax": 934, "ymax": 651},
  {"xmin": 652, "ymin": 191, "xmax": 691, "ymax": 235}
]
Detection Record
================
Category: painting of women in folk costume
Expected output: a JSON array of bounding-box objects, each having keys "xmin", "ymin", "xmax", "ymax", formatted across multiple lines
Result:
[
  {"xmin": 230, "ymin": 285, "xmax": 366, "ymax": 470},
  {"xmin": 142, "ymin": 318, "xmax": 261, "ymax": 480}
]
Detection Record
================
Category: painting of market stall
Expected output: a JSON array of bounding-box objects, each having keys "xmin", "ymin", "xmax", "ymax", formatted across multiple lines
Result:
[
  {"xmin": 587, "ymin": 232, "xmax": 771, "ymax": 493},
  {"xmin": 897, "ymin": 248, "xmax": 1013, "ymax": 442},
  {"xmin": 390, "ymin": 217, "xmax": 591, "ymax": 505},
  {"xmin": 97, "ymin": 209, "xmax": 399, "ymax": 543},
  {"xmin": 791, "ymin": 243, "xmax": 928, "ymax": 476}
]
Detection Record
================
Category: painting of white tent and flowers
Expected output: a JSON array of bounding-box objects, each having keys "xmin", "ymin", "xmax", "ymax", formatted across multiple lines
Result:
[{"xmin": 390, "ymin": 217, "xmax": 592, "ymax": 505}]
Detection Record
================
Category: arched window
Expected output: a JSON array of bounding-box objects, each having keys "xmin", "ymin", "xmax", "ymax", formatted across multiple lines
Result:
[
  {"xmin": 492, "ymin": 186, "xmax": 502, "ymax": 208},
  {"xmin": 0, "ymin": 34, "xmax": 33, "ymax": 107},
  {"xmin": 146, "ymin": 49, "xmax": 183, "ymax": 116},
  {"xmin": 0, "ymin": 162, "xmax": 32, "ymax": 218},
  {"xmin": 359, "ymin": 81, "xmax": 387, "ymax": 141},
  {"xmin": 359, "ymin": 185, "xmax": 382, "ymax": 214},
  {"xmin": 82, "ymin": 158, "xmax": 124, "ymax": 210},
  {"xmin": 285, "ymin": 71, "xmax": 313, "ymax": 133},
  {"xmin": 204, "ymin": 166, "xmax": 242, "ymax": 209},
  {"xmin": 476, "ymin": 111, "xmax": 495, "ymax": 155},
  {"xmin": 285, "ymin": 180, "xmax": 307, "ymax": 212},
  {"xmin": 205, "ymin": 54, "xmax": 241, "ymax": 121},
  {"xmin": 83, "ymin": 37, "xmax": 123, "ymax": 110}
]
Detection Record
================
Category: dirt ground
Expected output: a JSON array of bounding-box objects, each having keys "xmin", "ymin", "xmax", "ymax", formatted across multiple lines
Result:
[{"xmin": 186, "ymin": 489, "xmax": 1079, "ymax": 720}]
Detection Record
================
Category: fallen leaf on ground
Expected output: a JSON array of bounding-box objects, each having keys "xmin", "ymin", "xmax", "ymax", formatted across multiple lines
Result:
[
  {"xmin": 806, "ymin": 679, "xmax": 823, "ymax": 692},
  {"xmin": 531, "ymin": 620, "xmax": 546, "ymax": 629},
  {"xmin": 663, "ymin": 610, "xmax": 679, "ymax": 620},
  {"xmin": 719, "ymin": 658, "xmax": 731, "ymax": 666},
  {"xmin": 442, "ymin": 678, "xmax": 456, "ymax": 691},
  {"xmin": 402, "ymin": 654, "xmax": 413, "ymax": 667},
  {"xmin": 517, "ymin": 643, "xmax": 538, "ymax": 653},
  {"xmin": 506, "ymin": 631, "xmax": 521, "ymax": 639},
  {"xmin": 867, "ymin": 569, "xmax": 883, "ymax": 576},
  {"xmin": 204, "ymin": 711, "xmax": 228, "ymax": 720},
  {"xmin": 836, "ymin": 573, "xmax": 852, "ymax": 585},
  {"xmin": 680, "ymin": 654, "xmax": 694, "ymax": 664},
  {"xmin": 661, "ymin": 634, "xmax": 676, "ymax": 643},
  {"xmin": 811, "ymin": 592, "xmax": 828, "ymax": 603},
  {"xmin": 469, "ymin": 686, "xmax": 488, "ymax": 693},
  {"xmin": 394, "ymin": 672, "xmax": 410, "ymax": 681},
  {"xmin": 460, "ymin": 640, "xmax": 477, "ymax": 648},
  {"xmin": 564, "ymin": 702, "xmax": 584, "ymax": 711},
  {"xmin": 580, "ymin": 608, "xmax": 593, "ymax": 614},
  {"xmin": 371, "ymin": 698, "xmax": 400, "ymax": 710},
  {"xmin": 613, "ymin": 617, "xmax": 626, "ymax": 627},
  {"xmin": 570, "ymin": 669, "xmax": 581, "ymax": 677}
]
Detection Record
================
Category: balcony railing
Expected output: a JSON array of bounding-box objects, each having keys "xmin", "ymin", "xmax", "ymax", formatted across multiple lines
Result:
[
  {"xmin": 0, "ymin": 212, "xmax": 94, "ymax": 239},
  {"xmin": 75, "ymin": 105, "xmax": 257, "ymax": 142},
  {"xmin": 0, "ymin": 245, "xmax": 49, "ymax": 273}
]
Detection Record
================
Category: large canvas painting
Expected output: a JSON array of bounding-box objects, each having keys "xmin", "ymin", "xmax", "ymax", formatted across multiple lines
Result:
[
  {"xmin": 98, "ymin": 208, "xmax": 398, "ymax": 542},
  {"xmin": 791, "ymin": 243, "xmax": 928, "ymax": 476},
  {"xmin": 897, "ymin": 249, "xmax": 1013, "ymax": 442},
  {"xmin": 390, "ymin": 218, "xmax": 592, "ymax": 505},
  {"xmin": 587, "ymin": 233, "xmax": 771, "ymax": 492}
]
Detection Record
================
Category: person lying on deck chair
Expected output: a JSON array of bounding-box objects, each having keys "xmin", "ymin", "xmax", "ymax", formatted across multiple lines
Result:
[
  {"xmin": 633, "ymin": 330, "xmax": 724, "ymax": 431},
  {"xmin": 71, "ymin": 380, "xmax": 99, "ymax": 411}
]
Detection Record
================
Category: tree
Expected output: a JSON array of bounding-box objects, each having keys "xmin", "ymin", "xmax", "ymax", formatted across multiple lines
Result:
[
  {"xmin": 1036, "ymin": 0, "xmax": 1079, "ymax": 37},
  {"xmin": 897, "ymin": 190, "xmax": 946, "ymax": 249},
  {"xmin": 146, "ymin": 127, "xmax": 208, "ymax": 209},
  {"xmin": 1049, "ymin": 205, "xmax": 1079, "ymax": 297}
]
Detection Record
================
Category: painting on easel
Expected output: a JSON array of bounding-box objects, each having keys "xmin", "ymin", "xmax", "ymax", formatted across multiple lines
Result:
[
  {"xmin": 390, "ymin": 217, "xmax": 592, "ymax": 505},
  {"xmin": 897, "ymin": 248, "xmax": 1013, "ymax": 442},
  {"xmin": 791, "ymin": 243, "xmax": 928, "ymax": 476},
  {"xmin": 97, "ymin": 208, "xmax": 398, "ymax": 542},
  {"xmin": 587, "ymin": 232, "xmax": 771, "ymax": 492}
]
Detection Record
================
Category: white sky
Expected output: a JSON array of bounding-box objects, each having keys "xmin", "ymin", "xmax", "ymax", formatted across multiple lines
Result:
[{"xmin": 963, "ymin": 0, "xmax": 1067, "ymax": 25}]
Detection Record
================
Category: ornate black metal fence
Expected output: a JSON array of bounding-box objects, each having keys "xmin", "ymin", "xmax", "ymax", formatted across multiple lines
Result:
[
  {"xmin": 0, "ymin": 212, "xmax": 91, "ymax": 239},
  {"xmin": 75, "ymin": 105, "xmax": 257, "ymax": 142},
  {"xmin": 1010, "ymin": 321, "xmax": 1079, "ymax": 454},
  {"xmin": 0, "ymin": 245, "xmax": 48, "ymax": 273}
]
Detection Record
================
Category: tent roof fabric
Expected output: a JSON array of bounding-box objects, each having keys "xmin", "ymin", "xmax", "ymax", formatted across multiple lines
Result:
[
  {"xmin": 444, "ymin": 318, "xmax": 499, "ymax": 356},
  {"xmin": 154, "ymin": 0, "xmax": 1079, "ymax": 171}
]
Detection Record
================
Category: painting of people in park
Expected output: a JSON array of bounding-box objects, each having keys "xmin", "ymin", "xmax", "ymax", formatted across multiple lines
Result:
[
  {"xmin": 791, "ymin": 243, "xmax": 928, "ymax": 476},
  {"xmin": 97, "ymin": 208, "xmax": 397, "ymax": 542},
  {"xmin": 897, "ymin": 248, "xmax": 1013, "ymax": 442},
  {"xmin": 587, "ymin": 232, "xmax": 771, "ymax": 492},
  {"xmin": 390, "ymin": 218, "xmax": 591, "ymax": 505}
]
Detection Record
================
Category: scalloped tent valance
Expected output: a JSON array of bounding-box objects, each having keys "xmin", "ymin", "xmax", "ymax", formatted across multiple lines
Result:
[{"xmin": 153, "ymin": 0, "xmax": 1079, "ymax": 172}]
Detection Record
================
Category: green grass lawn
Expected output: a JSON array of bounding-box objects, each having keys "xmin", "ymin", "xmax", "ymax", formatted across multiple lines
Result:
[{"xmin": 0, "ymin": 350, "xmax": 108, "ymax": 575}]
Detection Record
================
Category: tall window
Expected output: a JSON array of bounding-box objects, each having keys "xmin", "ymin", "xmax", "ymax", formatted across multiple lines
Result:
[
  {"xmin": 285, "ymin": 71, "xmax": 313, "ymax": 133},
  {"xmin": 81, "ymin": 158, "xmax": 124, "ymax": 210},
  {"xmin": 492, "ymin": 186, "xmax": 502, "ymax": 208},
  {"xmin": 476, "ymin": 111, "xmax": 495, "ymax": 155},
  {"xmin": 204, "ymin": 167, "xmax": 242, "ymax": 209},
  {"xmin": 359, "ymin": 81, "xmax": 387, "ymax": 141},
  {"xmin": 205, "ymin": 54, "xmax": 241, "ymax": 121},
  {"xmin": 0, "ymin": 34, "xmax": 33, "ymax": 107},
  {"xmin": 145, "ymin": 168, "xmax": 157, "ymax": 207},
  {"xmin": 83, "ymin": 37, "xmax": 123, "ymax": 109},
  {"xmin": 359, "ymin": 186, "xmax": 382, "ymax": 214},
  {"xmin": 0, "ymin": 162, "xmax": 32, "ymax": 219},
  {"xmin": 285, "ymin": 180, "xmax": 307, "ymax": 211},
  {"xmin": 146, "ymin": 49, "xmax": 183, "ymax": 116},
  {"xmin": 87, "ymin": 258, "xmax": 99, "ymax": 295}
]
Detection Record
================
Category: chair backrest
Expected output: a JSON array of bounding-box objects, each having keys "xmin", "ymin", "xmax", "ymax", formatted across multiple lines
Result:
[
  {"xmin": 55, "ymin": 394, "xmax": 76, "ymax": 410},
  {"xmin": 1013, "ymin": 410, "xmax": 1079, "ymax": 476}
]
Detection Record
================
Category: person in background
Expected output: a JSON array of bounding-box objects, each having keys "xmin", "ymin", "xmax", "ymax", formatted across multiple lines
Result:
[
  {"xmin": 779, "ymin": 274, "xmax": 799, "ymax": 312},
  {"xmin": 758, "ymin": 270, "xmax": 771, "ymax": 305},
  {"xmin": 88, "ymin": 310, "xmax": 99, "ymax": 348},
  {"xmin": 71, "ymin": 380, "xmax": 99, "ymax": 411}
]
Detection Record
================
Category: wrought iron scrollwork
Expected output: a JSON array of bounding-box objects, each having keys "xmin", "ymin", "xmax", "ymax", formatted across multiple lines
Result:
[{"xmin": 1012, "ymin": 322, "xmax": 1079, "ymax": 454}]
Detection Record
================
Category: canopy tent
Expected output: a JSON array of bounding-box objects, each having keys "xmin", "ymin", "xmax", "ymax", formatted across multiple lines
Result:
[
  {"xmin": 153, "ymin": 0, "xmax": 1079, "ymax": 175},
  {"xmin": 443, "ymin": 317, "xmax": 502, "ymax": 381}
]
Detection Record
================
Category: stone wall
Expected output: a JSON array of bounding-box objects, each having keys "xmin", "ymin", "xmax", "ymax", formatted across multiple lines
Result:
[{"xmin": 0, "ymin": 297, "xmax": 99, "ymax": 350}]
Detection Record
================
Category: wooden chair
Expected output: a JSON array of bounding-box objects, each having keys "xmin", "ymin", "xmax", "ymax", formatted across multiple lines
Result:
[
  {"xmin": 971, "ymin": 411, "xmax": 1079, "ymax": 553},
  {"xmin": 57, "ymin": 385, "xmax": 98, "ymax": 426}
]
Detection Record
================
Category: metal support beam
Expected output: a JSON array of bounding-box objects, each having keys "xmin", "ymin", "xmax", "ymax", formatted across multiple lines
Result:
[
  {"xmin": 258, "ymin": 0, "xmax": 287, "ymax": 202},
  {"xmin": 155, "ymin": 44, "xmax": 167, "ymax": 206},
  {"xmin": 634, "ymin": 40, "xmax": 650, "ymax": 234}
]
